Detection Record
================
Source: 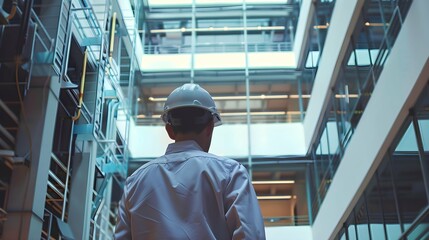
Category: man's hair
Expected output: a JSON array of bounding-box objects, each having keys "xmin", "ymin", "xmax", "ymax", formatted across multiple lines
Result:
[{"xmin": 168, "ymin": 107, "xmax": 212, "ymax": 134}]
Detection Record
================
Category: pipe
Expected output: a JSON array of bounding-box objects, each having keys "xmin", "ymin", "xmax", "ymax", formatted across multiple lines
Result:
[
  {"xmin": 4, "ymin": 0, "xmax": 17, "ymax": 21},
  {"xmin": 107, "ymin": 100, "xmax": 119, "ymax": 140},
  {"xmin": 72, "ymin": 50, "xmax": 88, "ymax": 121},
  {"xmin": 109, "ymin": 12, "xmax": 117, "ymax": 63}
]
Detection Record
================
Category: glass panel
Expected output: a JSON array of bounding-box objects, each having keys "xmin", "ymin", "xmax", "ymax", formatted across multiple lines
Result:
[
  {"xmin": 303, "ymin": 0, "xmax": 336, "ymax": 69},
  {"xmin": 347, "ymin": 208, "xmax": 358, "ymax": 240},
  {"xmin": 395, "ymin": 123, "xmax": 418, "ymax": 152},
  {"xmin": 355, "ymin": 196, "xmax": 371, "ymax": 240},
  {"xmin": 391, "ymin": 123, "xmax": 428, "ymax": 230},
  {"xmin": 308, "ymin": 157, "xmax": 321, "ymax": 222},
  {"xmin": 405, "ymin": 212, "xmax": 429, "ymax": 240},
  {"xmin": 348, "ymin": 225, "xmax": 358, "ymax": 240},
  {"xmin": 334, "ymin": 66, "xmax": 356, "ymax": 146},
  {"xmin": 366, "ymin": 177, "xmax": 387, "ymax": 240},
  {"xmin": 418, "ymin": 119, "xmax": 429, "ymax": 151},
  {"xmin": 377, "ymin": 159, "xmax": 402, "ymax": 240},
  {"xmin": 316, "ymin": 123, "xmax": 331, "ymax": 200},
  {"xmin": 385, "ymin": 224, "xmax": 402, "ymax": 240},
  {"xmin": 305, "ymin": 51, "xmax": 320, "ymax": 68}
]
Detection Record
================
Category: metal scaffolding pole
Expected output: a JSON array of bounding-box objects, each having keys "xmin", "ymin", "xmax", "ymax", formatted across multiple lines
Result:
[{"xmin": 242, "ymin": 0, "xmax": 252, "ymax": 179}]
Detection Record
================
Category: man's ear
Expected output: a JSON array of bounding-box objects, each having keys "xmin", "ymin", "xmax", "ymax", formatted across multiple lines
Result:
[
  {"xmin": 165, "ymin": 124, "xmax": 176, "ymax": 140},
  {"xmin": 205, "ymin": 120, "xmax": 214, "ymax": 137}
]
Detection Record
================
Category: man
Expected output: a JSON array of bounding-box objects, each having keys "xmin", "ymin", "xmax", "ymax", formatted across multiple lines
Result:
[{"xmin": 115, "ymin": 83, "xmax": 266, "ymax": 239}]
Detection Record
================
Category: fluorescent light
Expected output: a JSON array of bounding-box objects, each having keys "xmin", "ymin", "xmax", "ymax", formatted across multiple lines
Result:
[
  {"xmin": 252, "ymin": 180, "xmax": 295, "ymax": 184},
  {"xmin": 214, "ymin": 95, "xmax": 288, "ymax": 100},
  {"xmin": 150, "ymin": 26, "xmax": 285, "ymax": 34},
  {"xmin": 150, "ymin": 29, "xmax": 183, "ymax": 33},
  {"xmin": 148, "ymin": 97, "xmax": 167, "ymax": 102},
  {"xmin": 364, "ymin": 22, "xmax": 389, "ymax": 27},
  {"xmin": 221, "ymin": 111, "xmax": 286, "ymax": 116},
  {"xmin": 137, "ymin": 114, "xmax": 161, "ymax": 119},
  {"xmin": 313, "ymin": 23, "xmax": 329, "ymax": 29},
  {"xmin": 257, "ymin": 195, "xmax": 292, "ymax": 200},
  {"xmin": 288, "ymin": 94, "xmax": 311, "ymax": 99},
  {"xmin": 335, "ymin": 94, "xmax": 359, "ymax": 98}
]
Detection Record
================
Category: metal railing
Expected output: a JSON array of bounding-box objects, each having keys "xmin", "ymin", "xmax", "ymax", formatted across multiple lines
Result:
[
  {"xmin": 41, "ymin": 209, "xmax": 57, "ymax": 240},
  {"xmin": 143, "ymin": 42, "xmax": 292, "ymax": 54},
  {"xmin": 45, "ymin": 152, "xmax": 68, "ymax": 217},
  {"xmin": 72, "ymin": 5, "xmax": 104, "ymax": 68},
  {"xmin": 264, "ymin": 215, "xmax": 310, "ymax": 226},
  {"xmin": 24, "ymin": 8, "xmax": 54, "ymax": 54},
  {"xmin": 31, "ymin": 0, "xmax": 72, "ymax": 75},
  {"xmin": 0, "ymin": 198, "xmax": 6, "ymax": 238},
  {"xmin": 90, "ymin": 203, "xmax": 115, "ymax": 240}
]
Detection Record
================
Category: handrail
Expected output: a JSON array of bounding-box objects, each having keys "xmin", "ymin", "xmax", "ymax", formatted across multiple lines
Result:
[
  {"xmin": 50, "ymin": 152, "xmax": 67, "ymax": 172},
  {"xmin": 263, "ymin": 215, "xmax": 310, "ymax": 225},
  {"xmin": 143, "ymin": 42, "xmax": 292, "ymax": 54},
  {"xmin": 47, "ymin": 180, "xmax": 64, "ymax": 199},
  {"xmin": 0, "ymin": 207, "xmax": 7, "ymax": 221},
  {"xmin": 48, "ymin": 170, "xmax": 65, "ymax": 189},
  {"xmin": 15, "ymin": 6, "xmax": 53, "ymax": 53},
  {"xmin": 72, "ymin": 50, "xmax": 88, "ymax": 121},
  {"xmin": 109, "ymin": 12, "xmax": 117, "ymax": 63}
]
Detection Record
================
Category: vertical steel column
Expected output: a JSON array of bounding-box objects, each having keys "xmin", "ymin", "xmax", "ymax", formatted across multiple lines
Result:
[
  {"xmin": 312, "ymin": 148, "xmax": 322, "ymax": 208},
  {"xmin": 387, "ymin": 152, "xmax": 404, "ymax": 233},
  {"xmin": 126, "ymin": 0, "xmax": 137, "ymax": 167},
  {"xmin": 298, "ymin": 76, "xmax": 304, "ymax": 122},
  {"xmin": 3, "ymin": 76, "xmax": 61, "ymax": 239},
  {"xmin": 288, "ymin": 19, "xmax": 294, "ymax": 49},
  {"xmin": 362, "ymin": 192, "xmax": 373, "ymax": 239},
  {"xmin": 68, "ymin": 141, "xmax": 97, "ymax": 240},
  {"xmin": 375, "ymin": 170, "xmax": 389, "ymax": 239},
  {"xmin": 190, "ymin": 0, "xmax": 196, "ymax": 83},
  {"xmin": 305, "ymin": 163, "xmax": 313, "ymax": 225},
  {"xmin": 411, "ymin": 111, "xmax": 429, "ymax": 203},
  {"xmin": 242, "ymin": 0, "xmax": 252, "ymax": 179}
]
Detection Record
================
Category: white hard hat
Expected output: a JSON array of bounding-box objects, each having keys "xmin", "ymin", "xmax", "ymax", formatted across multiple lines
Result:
[{"xmin": 161, "ymin": 83, "xmax": 222, "ymax": 126}]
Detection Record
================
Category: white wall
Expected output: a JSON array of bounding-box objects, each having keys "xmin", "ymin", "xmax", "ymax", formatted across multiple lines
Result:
[
  {"xmin": 265, "ymin": 226, "xmax": 312, "ymax": 240},
  {"xmin": 140, "ymin": 52, "xmax": 296, "ymax": 72},
  {"xmin": 123, "ymin": 122, "xmax": 306, "ymax": 158}
]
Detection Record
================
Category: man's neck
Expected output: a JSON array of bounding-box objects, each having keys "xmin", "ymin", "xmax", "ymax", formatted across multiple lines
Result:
[{"xmin": 175, "ymin": 134, "xmax": 209, "ymax": 152}]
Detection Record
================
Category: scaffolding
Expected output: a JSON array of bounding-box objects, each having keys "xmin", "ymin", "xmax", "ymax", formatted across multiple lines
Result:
[{"xmin": 0, "ymin": 0, "xmax": 134, "ymax": 238}]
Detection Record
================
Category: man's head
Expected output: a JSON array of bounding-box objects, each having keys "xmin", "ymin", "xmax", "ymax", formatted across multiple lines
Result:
[{"xmin": 162, "ymin": 83, "xmax": 221, "ymax": 151}]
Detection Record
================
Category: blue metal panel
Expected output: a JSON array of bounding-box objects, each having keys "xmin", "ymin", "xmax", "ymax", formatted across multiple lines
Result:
[{"xmin": 73, "ymin": 124, "xmax": 94, "ymax": 141}]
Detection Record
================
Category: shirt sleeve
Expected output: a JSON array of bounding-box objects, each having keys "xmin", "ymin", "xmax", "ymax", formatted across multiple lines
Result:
[
  {"xmin": 224, "ymin": 163, "xmax": 266, "ymax": 240},
  {"xmin": 115, "ymin": 183, "xmax": 132, "ymax": 240}
]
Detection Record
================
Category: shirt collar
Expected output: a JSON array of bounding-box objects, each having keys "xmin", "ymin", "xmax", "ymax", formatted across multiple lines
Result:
[{"xmin": 165, "ymin": 140, "xmax": 204, "ymax": 154}]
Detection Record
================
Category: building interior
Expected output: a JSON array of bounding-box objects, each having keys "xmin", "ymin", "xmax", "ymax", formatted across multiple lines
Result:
[{"xmin": 0, "ymin": 0, "xmax": 428, "ymax": 239}]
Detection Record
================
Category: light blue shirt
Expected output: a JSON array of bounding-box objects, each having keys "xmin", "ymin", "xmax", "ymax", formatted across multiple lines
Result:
[{"xmin": 115, "ymin": 140, "xmax": 266, "ymax": 240}]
